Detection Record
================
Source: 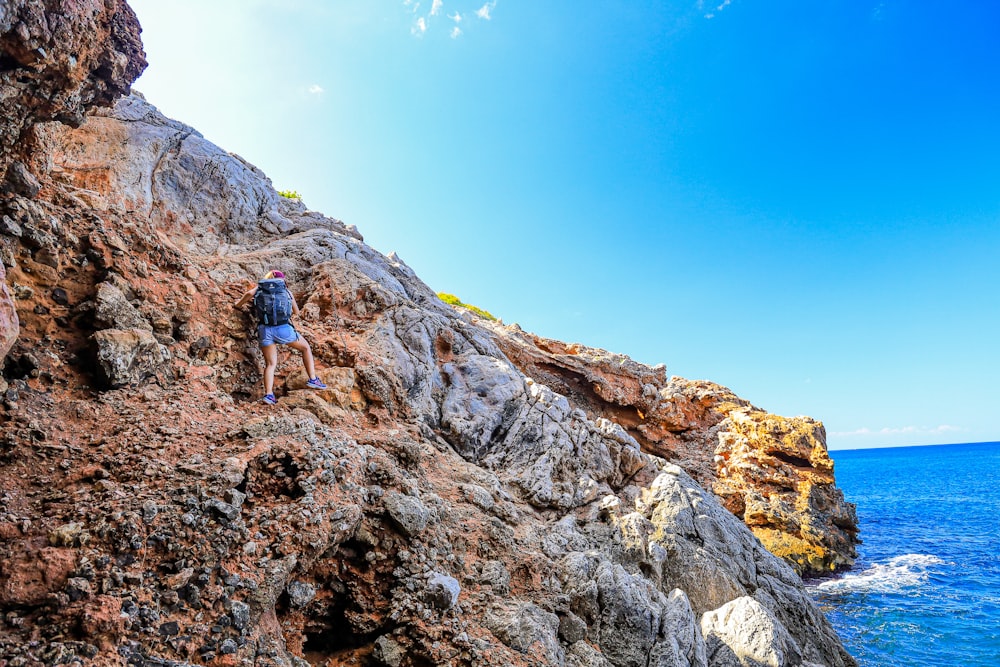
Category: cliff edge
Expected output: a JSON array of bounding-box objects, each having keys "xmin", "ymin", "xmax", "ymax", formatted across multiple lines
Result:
[
  {"xmin": 0, "ymin": 3, "xmax": 857, "ymax": 666},
  {"xmin": 483, "ymin": 326, "xmax": 859, "ymax": 575}
]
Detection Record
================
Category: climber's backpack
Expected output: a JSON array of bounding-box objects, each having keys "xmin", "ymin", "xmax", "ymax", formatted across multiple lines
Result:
[{"xmin": 253, "ymin": 278, "xmax": 293, "ymax": 326}]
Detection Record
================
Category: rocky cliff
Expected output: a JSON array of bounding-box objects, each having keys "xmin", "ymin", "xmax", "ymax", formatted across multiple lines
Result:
[
  {"xmin": 483, "ymin": 327, "xmax": 859, "ymax": 575},
  {"xmin": 0, "ymin": 3, "xmax": 857, "ymax": 666}
]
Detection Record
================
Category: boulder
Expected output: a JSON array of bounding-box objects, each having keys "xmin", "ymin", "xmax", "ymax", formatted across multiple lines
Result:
[
  {"xmin": 383, "ymin": 491, "xmax": 429, "ymax": 537},
  {"xmin": 700, "ymin": 596, "xmax": 799, "ymax": 667},
  {"xmin": 92, "ymin": 328, "xmax": 171, "ymax": 388},
  {"xmin": 94, "ymin": 281, "xmax": 151, "ymax": 331},
  {"xmin": 424, "ymin": 572, "xmax": 460, "ymax": 610}
]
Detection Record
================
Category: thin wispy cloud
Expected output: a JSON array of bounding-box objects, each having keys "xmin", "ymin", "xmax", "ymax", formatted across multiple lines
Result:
[
  {"xmin": 831, "ymin": 425, "xmax": 963, "ymax": 438},
  {"xmin": 307, "ymin": 84, "xmax": 324, "ymax": 95},
  {"xmin": 476, "ymin": 1, "xmax": 496, "ymax": 20},
  {"xmin": 700, "ymin": 0, "xmax": 734, "ymax": 19},
  {"xmin": 405, "ymin": 2, "xmax": 491, "ymax": 38}
]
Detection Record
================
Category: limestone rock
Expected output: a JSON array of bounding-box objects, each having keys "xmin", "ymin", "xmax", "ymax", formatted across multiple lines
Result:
[
  {"xmin": 92, "ymin": 328, "xmax": 171, "ymax": 388},
  {"xmin": 94, "ymin": 280, "xmax": 151, "ymax": 331},
  {"xmin": 700, "ymin": 596, "xmax": 799, "ymax": 667},
  {"xmin": 0, "ymin": 260, "xmax": 17, "ymax": 361},
  {"xmin": 373, "ymin": 635, "xmax": 405, "ymax": 667},
  {"xmin": 3, "ymin": 161, "xmax": 40, "ymax": 198},
  {"xmin": 486, "ymin": 603, "xmax": 563, "ymax": 665},
  {"xmin": 714, "ymin": 410, "xmax": 859, "ymax": 574},
  {"xmin": 37, "ymin": 94, "xmax": 361, "ymax": 255}
]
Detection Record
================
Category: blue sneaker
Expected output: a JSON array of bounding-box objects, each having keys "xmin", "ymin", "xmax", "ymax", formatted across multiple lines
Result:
[
  {"xmin": 262, "ymin": 393, "xmax": 277, "ymax": 405},
  {"xmin": 306, "ymin": 377, "xmax": 327, "ymax": 390}
]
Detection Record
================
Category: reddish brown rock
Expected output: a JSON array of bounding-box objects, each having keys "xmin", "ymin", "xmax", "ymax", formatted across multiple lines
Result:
[
  {"xmin": 0, "ymin": 0, "xmax": 146, "ymax": 183},
  {"xmin": 0, "ymin": 547, "xmax": 77, "ymax": 607}
]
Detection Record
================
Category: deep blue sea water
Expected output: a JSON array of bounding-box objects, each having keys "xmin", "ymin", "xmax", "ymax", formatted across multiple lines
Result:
[{"xmin": 807, "ymin": 441, "xmax": 1000, "ymax": 666}]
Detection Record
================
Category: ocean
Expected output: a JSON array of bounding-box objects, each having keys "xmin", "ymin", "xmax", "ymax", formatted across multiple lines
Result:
[{"xmin": 807, "ymin": 441, "xmax": 1000, "ymax": 666}]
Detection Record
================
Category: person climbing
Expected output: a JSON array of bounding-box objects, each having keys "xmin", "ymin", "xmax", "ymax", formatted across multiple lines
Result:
[{"xmin": 234, "ymin": 270, "xmax": 327, "ymax": 404}]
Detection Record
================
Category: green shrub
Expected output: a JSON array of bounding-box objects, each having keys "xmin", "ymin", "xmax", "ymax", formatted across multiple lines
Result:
[
  {"xmin": 277, "ymin": 189, "xmax": 302, "ymax": 200},
  {"xmin": 437, "ymin": 292, "xmax": 497, "ymax": 321}
]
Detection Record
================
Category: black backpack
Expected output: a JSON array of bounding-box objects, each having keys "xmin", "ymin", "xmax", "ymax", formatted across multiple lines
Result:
[{"xmin": 253, "ymin": 278, "xmax": 293, "ymax": 325}]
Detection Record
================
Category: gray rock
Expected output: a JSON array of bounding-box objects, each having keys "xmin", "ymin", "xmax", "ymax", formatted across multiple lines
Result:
[
  {"xmin": 229, "ymin": 600, "xmax": 251, "ymax": 631},
  {"xmin": 225, "ymin": 489, "xmax": 247, "ymax": 508},
  {"xmin": 92, "ymin": 328, "xmax": 171, "ymax": 388},
  {"xmin": 373, "ymin": 635, "xmax": 405, "ymax": 667},
  {"xmin": 0, "ymin": 215, "xmax": 21, "ymax": 238},
  {"xmin": 94, "ymin": 281, "xmax": 151, "ymax": 331},
  {"xmin": 424, "ymin": 572, "xmax": 460, "ymax": 610},
  {"xmin": 700, "ymin": 596, "xmax": 800, "ymax": 667},
  {"xmin": 0, "ymin": 260, "xmax": 17, "ymax": 361},
  {"xmin": 250, "ymin": 555, "xmax": 298, "ymax": 614},
  {"xmin": 479, "ymin": 560, "xmax": 510, "ymax": 595},
  {"xmin": 286, "ymin": 580, "xmax": 316, "ymax": 609},
  {"xmin": 594, "ymin": 561, "xmax": 667, "ymax": 667},
  {"xmin": 219, "ymin": 456, "xmax": 247, "ymax": 487},
  {"xmin": 205, "ymin": 499, "xmax": 240, "ymax": 523},
  {"xmin": 559, "ymin": 612, "xmax": 588, "ymax": 644},
  {"xmin": 567, "ymin": 641, "xmax": 615, "ymax": 667},
  {"xmin": 383, "ymin": 491, "xmax": 429, "ymax": 537},
  {"xmin": 4, "ymin": 162, "xmax": 41, "ymax": 198},
  {"xmin": 486, "ymin": 603, "xmax": 562, "ymax": 665},
  {"xmin": 141, "ymin": 500, "xmax": 158, "ymax": 524}
]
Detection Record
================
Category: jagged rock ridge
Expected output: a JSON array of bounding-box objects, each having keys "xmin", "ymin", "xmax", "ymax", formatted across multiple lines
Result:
[{"xmin": 0, "ymin": 3, "xmax": 856, "ymax": 666}]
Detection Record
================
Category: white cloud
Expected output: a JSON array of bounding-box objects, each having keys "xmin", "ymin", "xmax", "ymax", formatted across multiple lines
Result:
[
  {"xmin": 431, "ymin": 0, "xmax": 443, "ymax": 16},
  {"xmin": 307, "ymin": 84, "xmax": 324, "ymax": 94},
  {"xmin": 702, "ymin": 0, "xmax": 733, "ymax": 19},
  {"xmin": 830, "ymin": 425, "xmax": 964, "ymax": 438},
  {"xmin": 449, "ymin": 11, "xmax": 462, "ymax": 23},
  {"xmin": 412, "ymin": 16, "xmax": 427, "ymax": 35},
  {"xmin": 476, "ymin": 1, "xmax": 496, "ymax": 20},
  {"xmin": 450, "ymin": 26, "xmax": 462, "ymax": 38}
]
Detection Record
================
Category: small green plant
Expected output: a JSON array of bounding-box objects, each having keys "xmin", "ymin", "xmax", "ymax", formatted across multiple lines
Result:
[
  {"xmin": 437, "ymin": 292, "xmax": 497, "ymax": 321},
  {"xmin": 277, "ymin": 189, "xmax": 303, "ymax": 200}
]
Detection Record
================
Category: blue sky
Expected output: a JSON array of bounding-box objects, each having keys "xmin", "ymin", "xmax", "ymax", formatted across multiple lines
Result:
[{"xmin": 127, "ymin": 0, "xmax": 999, "ymax": 450}]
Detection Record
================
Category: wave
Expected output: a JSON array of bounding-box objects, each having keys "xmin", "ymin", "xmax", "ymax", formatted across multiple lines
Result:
[{"xmin": 810, "ymin": 554, "xmax": 946, "ymax": 595}]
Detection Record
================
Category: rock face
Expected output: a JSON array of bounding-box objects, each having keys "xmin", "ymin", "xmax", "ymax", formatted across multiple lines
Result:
[
  {"xmin": 0, "ymin": 3, "xmax": 857, "ymax": 666},
  {"xmin": 0, "ymin": 0, "xmax": 146, "ymax": 182},
  {"xmin": 485, "ymin": 326, "xmax": 859, "ymax": 575},
  {"xmin": 0, "ymin": 0, "xmax": 145, "ymax": 362}
]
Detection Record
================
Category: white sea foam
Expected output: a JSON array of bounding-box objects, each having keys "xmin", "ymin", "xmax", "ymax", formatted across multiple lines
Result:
[{"xmin": 811, "ymin": 554, "xmax": 946, "ymax": 594}]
